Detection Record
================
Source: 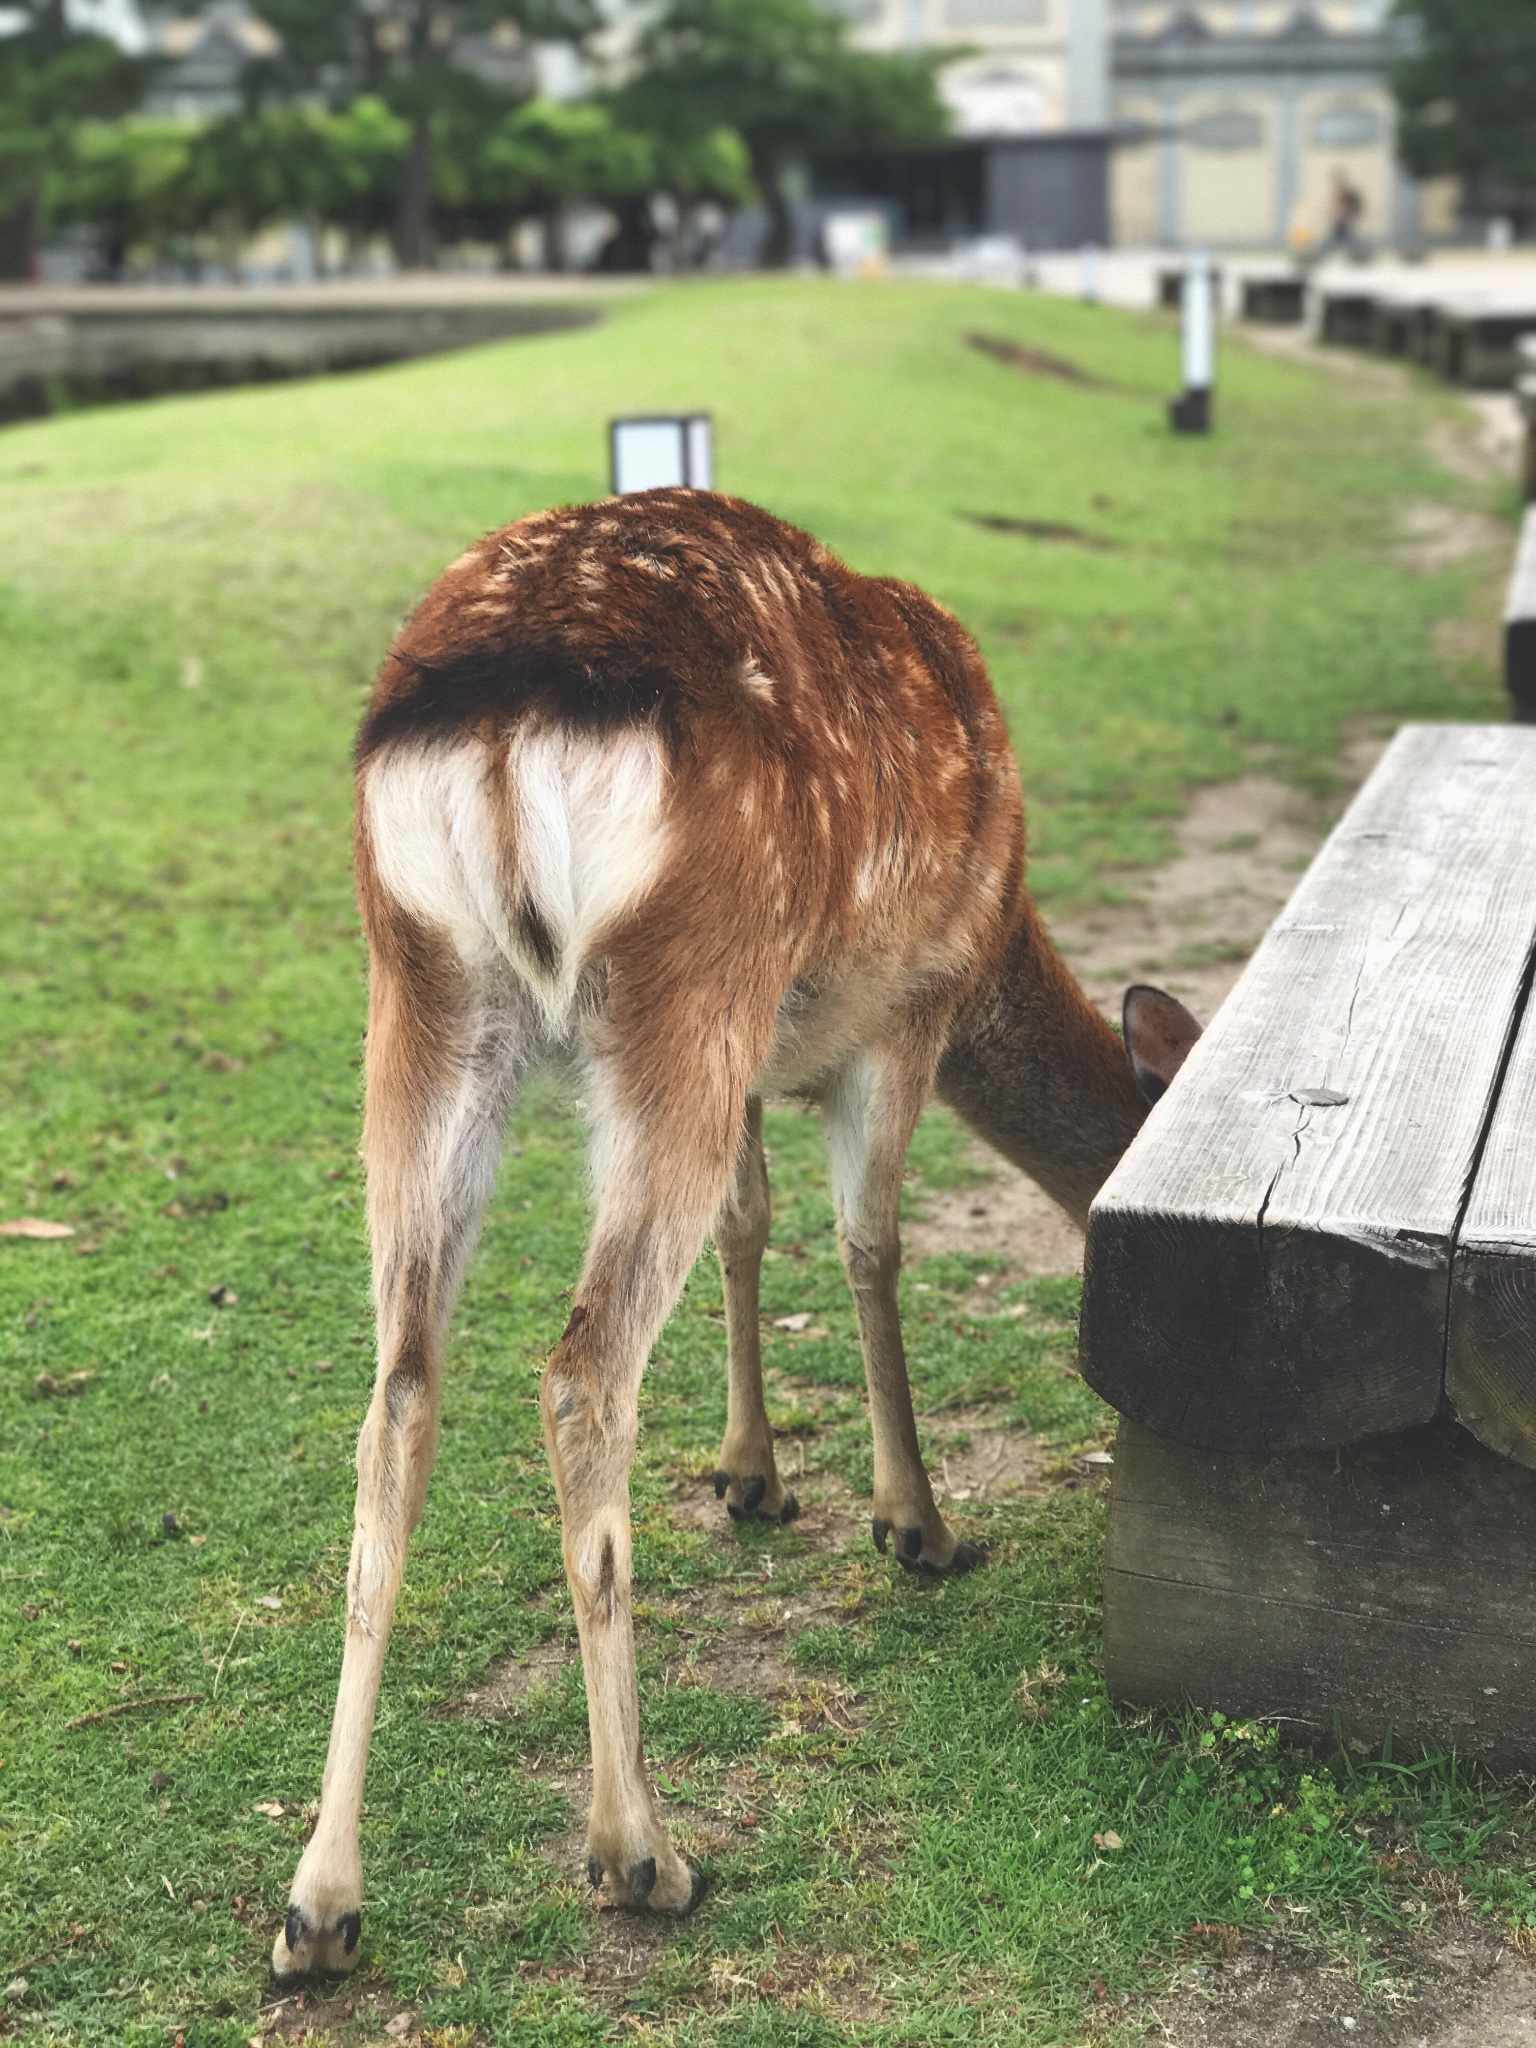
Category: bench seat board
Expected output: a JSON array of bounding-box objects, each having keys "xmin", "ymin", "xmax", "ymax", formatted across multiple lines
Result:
[
  {"xmin": 1450, "ymin": 964, "xmax": 1536, "ymax": 1466},
  {"xmin": 1081, "ymin": 725, "xmax": 1536, "ymax": 1454},
  {"xmin": 1104, "ymin": 1417, "xmax": 1536, "ymax": 1772}
]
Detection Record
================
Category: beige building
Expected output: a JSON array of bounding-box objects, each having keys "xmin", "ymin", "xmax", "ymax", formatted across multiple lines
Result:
[
  {"xmin": 842, "ymin": 0, "xmax": 1109, "ymax": 136},
  {"xmin": 838, "ymin": 0, "xmax": 1437, "ymax": 250},
  {"xmin": 1110, "ymin": 3, "xmax": 1422, "ymax": 249}
]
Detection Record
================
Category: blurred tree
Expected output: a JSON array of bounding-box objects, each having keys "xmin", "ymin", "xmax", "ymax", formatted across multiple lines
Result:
[
  {"xmin": 0, "ymin": 1, "xmax": 145, "ymax": 278},
  {"xmin": 243, "ymin": 2, "xmax": 599, "ymax": 266},
  {"xmin": 467, "ymin": 97, "xmax": 649, "ymax": 261},
  {"xmin": 1394, "ymin": 0, "xmax": 1536, "ymax": 210},
  {"xmin": 48, "ymin": 118, "xmax": 195, "ymax": 274},
  {"xmin": 613, "ymin": 0, "xmax": 949, "ymax": 262}
]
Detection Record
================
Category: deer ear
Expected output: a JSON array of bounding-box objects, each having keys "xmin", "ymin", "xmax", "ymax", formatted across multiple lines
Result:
[{"xmin": 1123, "ymin": 984, "xmax": 1202, "ymax": 1104}]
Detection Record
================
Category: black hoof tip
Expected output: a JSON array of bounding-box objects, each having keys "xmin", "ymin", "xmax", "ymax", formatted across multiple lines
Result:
[
  {"xmin": 895, "ymin": 1536, "xmax": 989, "ymax": 1579},
  {"xmin": 726, "ymin": 1501, "xmax": 745, "ymax": 1522},
  {"xmin": 897, "ymin": 1525, "xmax": 924, "ymax": 1561},
  {"xmin": 779, "ymin": 1493, "xmax": 800, "ymax": 1525},
  {"xmin": 338, "ymin": 1910, "xmax": 361, "ymax": 1956},
  {"xmin": 713, "ymin": 1470, "xmax": 729, "ymax": 1501},
  {"xmin": 284, "ymin": 1904, "xmax": 308, "ymax": 1953},
  {"xmin": 683, "ymin": 1863, "xmax": 710, "ymax": 1915},
  {"xmin": 628, "ymin": 1855, "xmax": 658, "ymax": 1903},
  {"xmin": 587, "ymin": 1855, "xmax": 603, "ymax": 1891},
  {"xmin": 741, "ymin": 1474, "xmax": 767, "ymax": 1515},
  {"xmin": 871, "ymin": 1517, "xmax": 891, "ymax": 1555}
]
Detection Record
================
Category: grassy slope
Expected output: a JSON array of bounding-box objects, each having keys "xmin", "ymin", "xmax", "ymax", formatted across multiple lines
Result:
[{"xmin": 0, "ymin": 279, "xmax": 1524, "ymax": 2048}]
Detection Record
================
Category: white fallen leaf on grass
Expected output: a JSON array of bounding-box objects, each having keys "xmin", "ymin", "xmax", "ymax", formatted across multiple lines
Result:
[
  {"xmin": 1093, "ymin": 1830, "xmax": 1124, "ymax": 1850},
  {"xmin": 1, "ymin": 1219, "xmax": 74, "ymax": 1240},
  {"xmin": 254, "ymin": 1596, "xmax": 282, "ymax": 1611},
  {"xmin": 252, "ymin": 1801, "xmax": 284, "ymax": 1818},
  {"xmin": 773, "ymin": 1313, "xmax": 812, "ymax": 1333}
]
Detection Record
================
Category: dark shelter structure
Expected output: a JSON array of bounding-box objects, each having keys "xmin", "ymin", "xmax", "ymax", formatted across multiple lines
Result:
[{"xmin": 815, "ymin": 132, "xmax": 1112, "ymax": 252}]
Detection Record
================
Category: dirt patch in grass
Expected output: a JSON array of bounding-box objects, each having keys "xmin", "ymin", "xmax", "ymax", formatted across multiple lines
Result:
[
  {"xmin": 1395, "ymin": 498, "xmax": 1509, "ymax": 575},
  {"xmin": 1151, "ymin": 1922, "xmax": 1536, "ymax": 2047},
  {"xmin": 453, "ymin": 1634, "xmax": 576, "ymax": 1717},
  {"xmin": 965, "ymin": 329, "xmax": 1105, "ymax": 386},
  {"xmin": 928, "ymin": 1404, "xmax": 1051, "ymax": 1503},
  {"xmin": 905, "ymin": 1164, "xmax": 1085, "ymax": 1279},
  {"xmin": 255, "ymin": 1977, "xmax": 448, "ymax": 2045}
]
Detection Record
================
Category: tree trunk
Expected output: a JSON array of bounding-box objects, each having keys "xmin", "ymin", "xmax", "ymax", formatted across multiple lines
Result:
[
  {"xmin": 395, "ymin": 112, "xmax": 435, "ymax": 270},
  {"xmin": 0, "ymin": 192, "xmax": 39, "ymax": 283}
]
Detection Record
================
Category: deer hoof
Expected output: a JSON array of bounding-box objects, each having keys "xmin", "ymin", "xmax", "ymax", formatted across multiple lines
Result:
[
  {"xmin": 899, "ymin": 1537, "xmax": 988, "ymax": 1580},
  {"xmin": 586, "ymin": 1849, "xmax": 708, "ymax": 1915},
  {"xmin": 271, "ymin": 1903, "xmax": 362, "ymax": 1981},
  {"xmin": 714, "ymin": 1470, "xmax": 798, "ymax": 1525},
  {"xmin": 872, "ymin": 1518, "xmax": 986, "ymax": 1577}
]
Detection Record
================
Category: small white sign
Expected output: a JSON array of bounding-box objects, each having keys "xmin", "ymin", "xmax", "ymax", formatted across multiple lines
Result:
[
  {"xmin": 610, "ymin": 414, "xmax": 714, "ymax": 495},
  {"xmin": 822, "ymin": 210, "xmax": 889, "ymax": 277}
]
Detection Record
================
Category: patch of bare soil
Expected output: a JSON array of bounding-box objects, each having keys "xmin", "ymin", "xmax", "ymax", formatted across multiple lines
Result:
[
  {"xmin": 1427, "ymin": 394, "xmax": 1525, "ymax": 488},
  {"xmin": 1395, "ymin": 498, "xmax": 1509, "ymax": 574},
  {"xmin": 1150, "ymin": 1925, "xmax": 1536, "ymax": 2048},
  {"xmin": 927, "ymin": 1403, "xmax": 1052, "ymax": 1503},
  {"xmin": 254, "ymin": 1977, "xmax": 445, "ymax": 2045},
  {"xmin": 454, "ymin": 1635, "xmax": 575, "ymax": 1716},
  {"xmin": 905, "ymin": 1163, "xmax": 1085, "ymax": 1278}
]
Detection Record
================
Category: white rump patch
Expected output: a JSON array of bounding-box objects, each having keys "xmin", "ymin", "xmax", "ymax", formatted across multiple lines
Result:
[
  {"xmin": 509, "ymin": 726, "xmax": 667, "ymax": 1017},
  {"xmin": 365, "ymin": 727, "xmax": 670, "ymax": 1029},
  {"xmin": 365, "ymin": 740, "xmax": 506, "ymax": 972}
]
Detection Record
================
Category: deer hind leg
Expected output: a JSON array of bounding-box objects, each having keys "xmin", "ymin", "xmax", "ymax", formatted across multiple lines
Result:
[
  {"xmin": 543, "ymin": 990, "xmax": 773, "ymax": 1913},
  {"xmin": 712, "ymin": 1096, "xmax": 798, "ymax": 1526},
  {"xmin": 273, "ymin": 934, "xmax": 532, "ymax": 1980},
  {"xmin": 824, "ymin": 1049, "xmax": 986, "ymax": 1579}
]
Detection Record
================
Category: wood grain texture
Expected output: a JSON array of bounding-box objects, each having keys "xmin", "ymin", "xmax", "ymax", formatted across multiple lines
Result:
[
  {"xmin": 1104, "ymin": 1418, "xmax": 1536, "ymax": 1772},
  {"xmin": 1081, "ymin": 724, "xmax": 1536, "ymax": 1453},
  {"xmin": 1449, "ymin": 954, "xmax": 1536, "ymax": 1466}
]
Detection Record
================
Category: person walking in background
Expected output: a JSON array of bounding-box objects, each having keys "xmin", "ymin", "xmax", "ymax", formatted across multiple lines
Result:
[{"xmin": 1323, "ymin": 170, "xmax": 1366, "ymax": 258}]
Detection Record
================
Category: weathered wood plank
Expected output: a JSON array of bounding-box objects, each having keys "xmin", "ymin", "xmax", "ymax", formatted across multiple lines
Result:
[
  {"xmin": 1449, "ymin": 944, "xmax": 1536, "ymax": 1465},
  {"xmin": 1104, "ymin": 1417, "xmax": 1536, "ymax": 1772},
  {"xmin": 1080, "ymin": 724, "xmax": 1536, "ymax": 1453}
]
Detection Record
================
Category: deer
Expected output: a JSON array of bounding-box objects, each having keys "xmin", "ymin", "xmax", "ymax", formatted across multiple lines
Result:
[{"xmin": 271, "ymin": 488, "xmax": 1200, "ymax": 1977}]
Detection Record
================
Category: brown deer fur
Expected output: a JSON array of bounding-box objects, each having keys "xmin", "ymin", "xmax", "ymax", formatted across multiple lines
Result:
[{"xmin": 273, "ymin": 489, "xmax": 1194, "ymax": 1976}]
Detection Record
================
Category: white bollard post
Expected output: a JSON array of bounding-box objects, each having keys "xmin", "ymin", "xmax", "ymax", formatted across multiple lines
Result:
[{"xmin": 1170, "ymin": 248, "xmax": 1215, "ymax": 433}]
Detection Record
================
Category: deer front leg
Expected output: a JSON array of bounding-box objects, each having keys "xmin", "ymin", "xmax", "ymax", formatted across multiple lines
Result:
[
  {"xmin": 712, "ymin": 1097, "xmax": 798, "ymax": 1526},
  {"xmin": 825, "ymin": 1053, "xmax": 985, "ymax": 1579}
]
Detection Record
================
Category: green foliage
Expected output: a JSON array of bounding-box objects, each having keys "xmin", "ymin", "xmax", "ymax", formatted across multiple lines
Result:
[
  {"xmin": 477, "ymin": 97, "xmax": 655, "ymax": 213},
  {"xmin": 0, "ymin": 281, "xmax": 1513, "ymax": 2043},
  {"xmin": 48, "ymin": 99, "xmax": 413, "ymax": 260},
  {"xmin": 1393, "ymin": 0, "xmax": 1536, "ymax": 194},
  {"xmin": 615, "ymin": 0, "xmax": 950, "ymax": 207},
  {"xmin": 0, "ymin": 3, "xmax": 144, "ymax": 274},
  {"xmin": 47, "ymin": 117, "xmax": 196, "ymax": 250},
  {"xmin": 243, "ymin": 0, "xmax": 602, "ymax": 111}
]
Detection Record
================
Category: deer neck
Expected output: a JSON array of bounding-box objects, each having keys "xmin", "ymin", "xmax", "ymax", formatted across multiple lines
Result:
[{"xmin": 935, "ymin": 905, "xmax": 1148, "ymax": 1229}]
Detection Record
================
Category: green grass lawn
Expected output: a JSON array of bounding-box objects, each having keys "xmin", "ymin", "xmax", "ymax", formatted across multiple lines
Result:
[{"xmin": 0, "ymin": 276, "xmax": 1526, "ymax": 2048}]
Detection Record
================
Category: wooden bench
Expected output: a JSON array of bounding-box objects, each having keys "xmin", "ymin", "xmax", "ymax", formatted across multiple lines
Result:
[{"xmin": 1080, "ymin": 725, "xmax": 1536, "ymax": 1768}]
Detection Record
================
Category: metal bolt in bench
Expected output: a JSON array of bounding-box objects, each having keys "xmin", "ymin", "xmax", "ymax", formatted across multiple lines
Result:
[{"xmin": 1080, "ymin": 724, "xmax": 1536, "ymax": 1767}]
